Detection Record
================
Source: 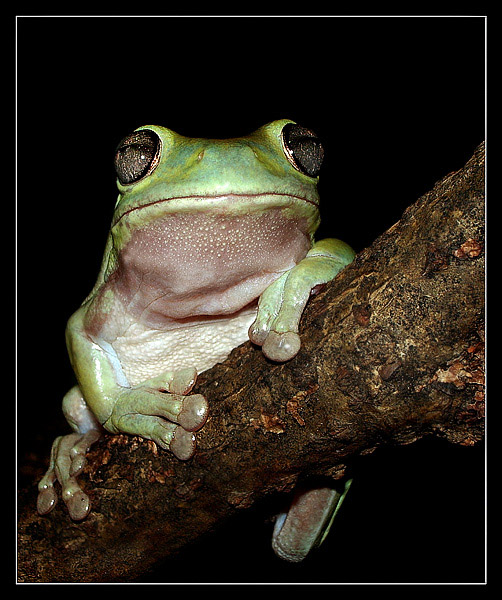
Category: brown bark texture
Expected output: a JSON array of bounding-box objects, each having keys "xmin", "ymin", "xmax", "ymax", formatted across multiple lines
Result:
[{"xmin": 17, "ymin": 143, "xmax": 485, "ymax": 583}]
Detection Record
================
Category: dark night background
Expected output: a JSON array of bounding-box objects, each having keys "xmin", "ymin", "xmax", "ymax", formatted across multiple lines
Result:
[{"xmin": 16, "ymin": 16, "xmax": 486, "ymax": 584}]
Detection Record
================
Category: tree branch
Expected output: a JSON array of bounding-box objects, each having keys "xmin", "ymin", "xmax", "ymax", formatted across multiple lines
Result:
[{"xmin": 17, "ymin": 143, "xmax": 485, "ymax": 583}]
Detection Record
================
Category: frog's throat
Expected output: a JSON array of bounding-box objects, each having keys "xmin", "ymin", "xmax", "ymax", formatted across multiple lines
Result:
[
  {"xmin": 103, "ymin": 207, "xmax": 315, "ymax": 325},
  {"xmin": 111, "ymin": 192, "xmax": 318, "ymax": 228}
]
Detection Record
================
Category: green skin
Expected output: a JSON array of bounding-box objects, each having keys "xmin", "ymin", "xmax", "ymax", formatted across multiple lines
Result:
[{"xmin": 37, "ymin": 119, "xmax": 354, "ymax": 561}]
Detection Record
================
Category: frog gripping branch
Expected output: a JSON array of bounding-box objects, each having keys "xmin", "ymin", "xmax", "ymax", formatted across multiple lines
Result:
[
  {"xmin": 21, "ymin": 126, "xmax": 485, "ymax": 583},
  {"xmin": 36, "ymin": 121, "xmax": 355, "ymax": 558}
]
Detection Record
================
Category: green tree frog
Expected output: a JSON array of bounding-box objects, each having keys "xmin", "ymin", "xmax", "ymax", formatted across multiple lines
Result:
[{"xmin": 37, "ymin": 120, "xmax": 355, "ymax": 562}]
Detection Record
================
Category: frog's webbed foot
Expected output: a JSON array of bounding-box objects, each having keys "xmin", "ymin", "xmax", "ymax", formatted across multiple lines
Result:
[
  {"xmin": 271, "ymin": 480, "xmax": 352, "ymax": 562},
  {"xmin": 105, "ymin": 367, "xmax": 209, "ymax": 461},
  {"xmin": 37, "ymin": 386, "xmax": 102, "ymax": 520}
]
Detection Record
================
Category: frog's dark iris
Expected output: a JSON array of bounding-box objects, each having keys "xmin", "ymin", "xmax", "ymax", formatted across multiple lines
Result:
[
  {"xmin": 115, "ymin": 129, "xmax": 161, "ymax": 185},
  {"xmin": 281, "ymin": 123, "xmax": 324, "ymax": 178}
]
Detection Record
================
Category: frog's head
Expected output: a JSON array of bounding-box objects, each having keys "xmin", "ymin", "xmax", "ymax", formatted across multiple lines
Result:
[
  {"xmin": 111, "ymin": 120, "xmax": 323, "ymax": 245},
  {"xmin": 105, "ymin": 121, "xmax": 326, "ymax": 306}
]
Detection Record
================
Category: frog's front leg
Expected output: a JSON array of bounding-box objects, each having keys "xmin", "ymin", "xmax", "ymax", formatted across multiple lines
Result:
[{"xmin": 249, "ymin": 238, "xmax": 355, "ymax": 361}]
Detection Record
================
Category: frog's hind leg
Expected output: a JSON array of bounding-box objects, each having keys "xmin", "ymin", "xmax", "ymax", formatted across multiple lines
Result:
[
  {"xmin": 271, "ymin": 480, "xmax": 352, "ymax": 562},
  {"xmin": 37, "ymin": 386, "xmax": 102, "ymax": 521}
]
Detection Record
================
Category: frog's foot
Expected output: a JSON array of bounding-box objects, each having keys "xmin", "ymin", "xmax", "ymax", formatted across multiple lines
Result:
[
  {"xmin": 271, "ymin": 480, "xmax": 352, "ymax": 562},
  {"xmin": 37, "ymin": 429, "xmax": 102, "ymax": 520},
  {"xmin": 37, "ymin": 386, "xmax": 103, "ymax": 520},
  {"xmin": 248, "ymin": 271, "xmax": 304, "ymax": 363},
  {"xmin": 249, "ymin": 239, "xmax": 355, "ymax": 363},
  {"xmin": 107, "ymin": 367, "xmax": 208, "ymax": 461},
  {"xmin": 37, "ymin": 431, "xmax": 102, "ymax": 521}
]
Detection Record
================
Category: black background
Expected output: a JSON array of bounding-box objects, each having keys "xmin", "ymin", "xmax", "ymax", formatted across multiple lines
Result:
[{"xmin": 16, "ymin": 15, "xmax": 486, "ymax": 584}]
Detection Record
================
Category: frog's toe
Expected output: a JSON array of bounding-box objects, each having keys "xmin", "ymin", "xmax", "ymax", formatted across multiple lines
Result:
[
  {"xmin": 37, "ymin": 485, "xmax": 58, "ymax": 515},
  {"xmin": 272, "ymin": 481, "xmax": 352, "ymax": 562},
  {"xmin": 262, "ymin": 331, "xmax": 301, "ymax": 362},
  {"xmin": 177, "ymin": 394, "xmax": 208, "ymax": 432},
  {"xmin": 248, "ymin": 319, "xmax": 271, "ymax": 345},
  {"xmin": 169, "ymin": 367, "xmax": 198, "ymax": 395},
  {"xmin": 37, "ymin": 445, "xmax": 59, "ymax": 515},
  {"xmin": 130, "ymin": 388, "xmax": 208, "ymax": 432},
  {"xmin": 125, "ymin": 414, "xmax": 196, "ymax": 460},
  {"xmin": 68, "ymin": 429, "xmax": 102, "ymax": 476},
  {"xmin": 69, "ymin": 454, "xmax": 87, "ymax": 477},
  {"xmin": 169, "ymin": 426, "xmax": 196, "ymax": 460},
  {"xmin": 65, "ymin": 488, "xmax": 91, "ymax": 521}
]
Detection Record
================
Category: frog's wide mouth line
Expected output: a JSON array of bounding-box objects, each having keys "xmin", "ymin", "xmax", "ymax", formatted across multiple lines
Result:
[{"xmin": 112, "ymin": 192, "xmax": 317, "ymax": 227}]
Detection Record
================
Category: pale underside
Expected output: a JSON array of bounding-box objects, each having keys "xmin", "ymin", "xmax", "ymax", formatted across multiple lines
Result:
[{"xmin": 112, "ymin": 308, "xmax": 258, "ymax": 386}]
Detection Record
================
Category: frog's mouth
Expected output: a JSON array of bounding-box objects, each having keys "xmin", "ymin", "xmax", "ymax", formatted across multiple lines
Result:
[{"xmin": 111, "ymin": 192, "xmax": 318, "ymax": 228}]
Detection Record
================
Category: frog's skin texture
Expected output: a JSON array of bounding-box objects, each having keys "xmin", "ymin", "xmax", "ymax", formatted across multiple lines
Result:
[{"xmin": 37, "ymin": 120, "xmax": 355, "ymax": 560}]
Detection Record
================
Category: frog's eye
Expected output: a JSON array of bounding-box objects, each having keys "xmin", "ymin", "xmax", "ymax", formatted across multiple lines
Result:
[
  {"xmin": 114, "ymin": 129, "xmax": 161, "ymax": 185},
  {"xmin": 281, "ymin": 123, "xmax": 324, "ymax": 178}
]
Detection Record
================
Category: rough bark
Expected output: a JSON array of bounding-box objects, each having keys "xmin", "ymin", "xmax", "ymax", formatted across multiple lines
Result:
[{"xmin": 17, "ymin": 143, "xmax": 485, "ymax": 583}]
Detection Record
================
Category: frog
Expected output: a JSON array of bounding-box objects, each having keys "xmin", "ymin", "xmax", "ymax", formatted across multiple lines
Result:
[{"xmin": 36, "ymin": 119, "xmax": 355, "ymax": 562}]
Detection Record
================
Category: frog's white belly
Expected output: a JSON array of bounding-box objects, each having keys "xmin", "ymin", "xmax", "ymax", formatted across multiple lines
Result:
[{"xmin": 111, "ymin": 308, "xmax": 257, "ymax": 386}]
